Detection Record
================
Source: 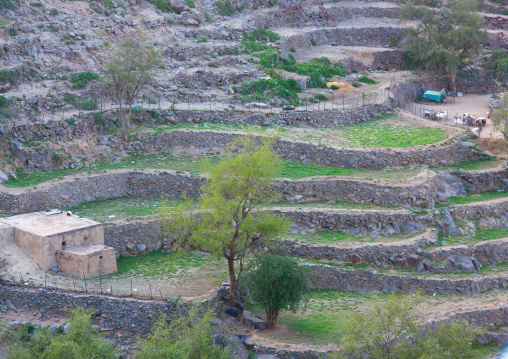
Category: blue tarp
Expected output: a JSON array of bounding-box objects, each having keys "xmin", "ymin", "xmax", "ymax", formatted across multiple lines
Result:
[{"xmin": 423, "ymin": 91, "xmax": 446, "ymax": 102}]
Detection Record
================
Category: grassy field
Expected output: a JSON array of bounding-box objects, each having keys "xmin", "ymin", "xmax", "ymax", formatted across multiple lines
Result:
[
  {"xmin": 66, "ymin": 197, "xmax": 193, "ymax": 222},
  {"xmin": 2, "ymin": 154, "xmax": 423, "ymax": 189},
  {"xmin": 432, "ymin": 157, "xmax": 504, "ymax": 172},
  {"xmin": 142, "ymin": 113, "xmax": 452, "ymax": 148},
  {"xmin": 247, "ymin": 289, "xmax": 501, "ymax": 357},
  {"xmin": 445, "ymin": 190, "xmax": 508, "ymax": 206},
  {"xmin": 284, "ymin": 229, "xmax": 424, "ymax": 245},
  {"xmin": 439, "ymin": 226, "xmax": 508, "ymax": 246},
  {"xmin": 273, "ymin": 199, "xmax": 404, "ymax": 211}
]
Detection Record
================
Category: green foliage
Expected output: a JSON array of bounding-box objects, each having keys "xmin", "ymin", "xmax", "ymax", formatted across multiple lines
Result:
[
  {"xmin": 8, "ymin": 27, "xmax": 18, "ymax": 37},
  {"xmin": 329, "ymin": 85, "xmax": 340, "ymax": 90},
  {"xmin": 241, "ymin": 253, "xmax": 309, "ymax": 328},
  {"xmin": 491, "ymin": 96, "xmax": 508, "ymax": 141},
  {"xmin": 196, "ymin": 35, "xmax": 208, "ymax": 43},
  {"xmin": 6, "ymin": 307, "xmax": 116, "ymax": 359},
  {"xmin": 483, "ymin": 50, "xmax": 508, "ymax": 79},
  {"xmin": 332, "ymin": 293, "xmax": 483, "ymax": 359},
  {"xmin": 205, "ymin": 12, "xmax": 213, "ymax": 21},
  {"xmin": 62, "ymin": 94, "xmax": 97, "ymax": 110},
  {"xmin": 390, "ymin": 35, "xmax": 400, "ymax": 47},
  {"xmin": 136, "ymin": 310, "xmax": 229, "ymax": 359},
  {"xmin": 49, "ymin": 7, "xmax": 59, "ymax": 15},
  {"xmin": 0, "ymin": 95, "xmax": 9, "ymax": 109},
  {"xmin": 352, "ymin": 82, "xmax": 361, "ymax": 88},
  {"xmin": 313, "ymin": 93, "xmax": 327, "ymax": 101},
  {"xmin": 0, "ymin": 68, "xmax": 21, "ymax": 85},
  {"xmin": 167, "ymin": 17, "xmax": 175, "ymax": 24},
  {"xmin": 357, "ymin": 75, "xmax": 379, "ymax": 84},
  {"xmin": 184, "ymin": 0, "xmax": 195, "ymax": 8},
  {"xmin": 239, "ymin": 77, "xmax": 302, "ymax": 106},
  {"xmin": 214, "ymin": 0, "xmax": 233, "ymax": 16},
  {"xmin": 241, "ymin": 41, "xmax": 270, "ymax": 54},
  {"xmin": 242, "ymin": 28, "xmax": 280, "ymax": 42},
  {"xmin": 290, "ymin": 47, "xmax": 296, "ymax": 52},
  {"xmin": 207, "ymin": 61, "xmax": 219, "ymax": 68},
  {"xmin": 158, "ymin": 135, "xmax": 290, "ymax": 304},
  {"xmin": 146, "ymin": 0, "xmax": 175, "ymax": 13},
  {"xmin": 253, "ymin": 51, "xmax": 346, "ymax": 88},
  {"xmin": 399, "ymin": 0, "xmax": 487, "ymax": 91},
  {"xmin": 70, "ymin": 71, "xmax": 99, "ymax": 89},
  {"xmin": 0, "ymin": 0, "xmax": 16, "ymax": 10},
  {"xmin": 310, "ymin": 39, "xmax": 317, "ymax": 46}
]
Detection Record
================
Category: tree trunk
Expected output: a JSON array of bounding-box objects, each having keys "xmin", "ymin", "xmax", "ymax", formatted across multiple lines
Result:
[
  {"xmin": 266, "ymin": 309, "xmax": 279, "ymax": 329},
  {"xmin": 448, "ymin": 72, "xmax": 456, "ymax": 93},
  {"xmin": 119, "ymin": 100, "xmax": 128, "ymax": 142},
  {"xmin": 227, "ymin": 257, "xmax": 237, "ymax": 306}
]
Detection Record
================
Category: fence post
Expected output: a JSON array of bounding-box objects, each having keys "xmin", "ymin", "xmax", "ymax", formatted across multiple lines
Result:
[{"xmin": 83, "ymin": 272, "xmax": 87, "ymax": 293}]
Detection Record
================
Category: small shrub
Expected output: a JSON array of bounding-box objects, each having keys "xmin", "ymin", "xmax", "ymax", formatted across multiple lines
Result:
[
  {"xmin": 358, "ymin": 75, "xmax": 379, "ymax": 84},
  {"xmin": 208, "ymin": 61, "xmax": 219, "ymax": 68},
  {"xmin": 0, "ymin": 0, "xmax": 17, "ymax": 10},
  {"xmin": 178, "ymin": 54, "xmax": 187, "ymax": 61},
  {"xmin": 167, "ymin": 17, "xmax": 175, "ymax": 24},
  {"xmin": 310, "ymin": 39, "xmax": 317, "ymax": 46},
  {"xmin": 81, "ymin": 96, "xmax": 98, "ymax": 110},
  {"xmin": 214, "ymin": 0, "xmax": 233, "ymax": 16},
  {"xmin": 196, "ymin": 34, "xmax": 208, "ymax": 43},
  {"xmin": 314, "ymin": 93, "xmax": 327, "ymax": 101},
  {"xmin": 70, "ymin": 71, "xmax": 99, "ymax": 89},
  {"xmin": 146, "ymin": 0, "xmax": 175, "ymax": 13},
  {"xmin": 290, "ymin": 47, "xmax": 295, "ymax": 52},
  {"xmin": 203, "ymin": 55, "xmax": 211, "ymax": 61},
  {"xmin": 0, "ymin": 95, "xmax": 9, "ymax": 109},
  {"xmin": 8, "ymin": 28, "xmax": 18, "ymax": 37},
  {"xmin": 185, "ymin": 0, "xmax": 195, "ymax": 8},
  {"xmin": 205, "ymin": 12, "xmax": 213, "ymax": 21},
  {"xmin": 352, "ymin": 82, "xmax": 361, "ymax": 87},
  {"xmin": 197, "ymin": 17, "xmax": 202, "ymax": 24},
  {"xmin": 49, "ymin": 7, "xmax": 59, "ymax": 15},
  {"xmin": 390, "ymin": 35, "xmax": 400, "ymax": 47},
  {"xmin": 329, "ymin": 84, "xmax": 340, "ymax": 90}
]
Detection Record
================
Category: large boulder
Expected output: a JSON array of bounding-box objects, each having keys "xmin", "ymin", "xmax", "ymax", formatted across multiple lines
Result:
[
  {"xmin": 169, "ymin": 0, "xmax": 189, "ymax": 13},
  {"xmin": 242, "ymin": 310, "xmax": 266, "ymax": 331}
]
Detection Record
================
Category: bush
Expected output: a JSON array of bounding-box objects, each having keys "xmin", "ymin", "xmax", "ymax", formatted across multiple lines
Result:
[
  {"xmin": 310, "ymin": 39, "xmax": 317, "ymax": 46},
  {"xmin": 136, "ymin": 310, "xmax": 229, "ymax": 359},
  {"xmin": 0, "ymin": 0, "xmax": 16, "ymax": 10},
  {"xmin": 146, "ymin": 0, "xmax": 174, "ymax": 13},
  {"xmin": 205, "ymin": 12, "xmax": 213, "ymax": 21},
  {"xmin": 8, "ymin": 28, "xmax": 18, "ymax": 37},
  {"xmin": 240, "ymin": 77, "xmax": 302, "ymax": 106},
  {"xmin": 329, "ymin": 84, "xmax": 340, "ymax": 90},
  {"xmin": 167, "ymin": 17, "xmax": 175, "ymax": 24},
  {"xmin": 49, "ymin": 7, "xmax": 59, "ymax": 15},
  {"xmin": 5, "ymin": 307, "xmax": 116, "ymax": 359},
  {"xmin": 81, "ymin": 97, "xmax": 98, "ymax": 110},
  {"xmin": 208, "ymin": 61, "xmax": 219, "ymax": 68},
  {"xmin": 214, "ymin": 0, "xmax": 233, "ymax": 16},
  {"xmin": 241, "ymin": 253, "xmax": 309, "ymax": 329},
  {"xmin": 290, "ymin": 47, "xmax": 295, "ymax": 52},
  {"xmin": 70, "ymin": 71, "xmax": 99, "ymax": 89},
  {"xmin": 196, "ymin": 35, "xmax": 208, "ymax": 43},
  {"xmin": 178, "ymin": 54, "xmax": 187, "ymax": 61},
  {"xmin": 358, "ymin": 75, "xmax": 379, "ymax": 84},
  {"xmin": 0, "ymin": 95, "xmax": 9, "ymax": 109},
  {"xmin": 241, "ymin": 41, "xmax": 270, "ymax": 54},
  {"xmin": 352, "ymin": 82, "xmax": 361, "ymax": 87},
  {"xmin": 184, "ymin": 0, "xmax": 195, "ymax": 8},
  {"xmin": 0, "ymin": 68, "xmax": 21, "ymax": 85},
  {"xmin": 390, "ymin": 35, "xmax": 400, "ymax": 47},
  {"xmin": 242, "ymin": 28, "xmax": 280, "ymax": 43}
]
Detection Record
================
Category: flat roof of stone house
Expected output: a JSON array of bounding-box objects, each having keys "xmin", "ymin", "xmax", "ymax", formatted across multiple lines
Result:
[
  {"xmin": 58, "ymin": 243, "xmax": 110, "ymax": 255},
  {"xmin": 4, "ymin": 210, "xmax": 101, "ymax": 237}
]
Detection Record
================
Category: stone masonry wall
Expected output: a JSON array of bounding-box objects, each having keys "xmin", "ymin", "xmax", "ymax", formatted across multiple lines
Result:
[
  {"xmin": 279, "ymin": 27, "xmax": 404, "ymax": 52},
  {"xmin": 0, "ymin": 281, "xmax": 216, "ymax": 334},
  {"xmin": 308, "ymin": 264, "xmax": 507, "ymax": 295}
]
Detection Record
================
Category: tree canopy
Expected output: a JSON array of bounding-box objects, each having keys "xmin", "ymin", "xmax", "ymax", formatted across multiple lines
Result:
[
  {"xmin": 241, "ymin": 252, "xmax": 309, "ymax": 328},
  {"xmin": 491, "ymin": 93, "xmax": 508, "ymax": 140},
  {"xmin": 100, "ymin": 36, "xmax": 161, "ymax": 141},
  {"xmin": 332, "ymin": 293, "xmax": 482, "ymax": 359},
  {"xmin": 399, "ymin": 0, "xmax": 487, "ymax": 92},
  {"xmin": 158, "ymin": 134, "xmax": 290, "ymax": 305}
]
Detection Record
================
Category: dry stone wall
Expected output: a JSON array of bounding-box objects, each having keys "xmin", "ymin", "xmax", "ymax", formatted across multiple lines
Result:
[
  {"xmin": 0, "ymin": 281, "xmax": 216, "ymax": 334},
  {"xmin": 308, "ymin": 264, "xmax": 507, "ymax": 295},
  {"xmin": 279, "ymin": 27, "xmax": 404, "ymax": 52}
]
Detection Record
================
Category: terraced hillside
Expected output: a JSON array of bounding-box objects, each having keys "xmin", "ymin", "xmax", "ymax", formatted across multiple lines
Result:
[{"xmin": 0, "ymin": 0, "xmax": 508, "ymax": 357}]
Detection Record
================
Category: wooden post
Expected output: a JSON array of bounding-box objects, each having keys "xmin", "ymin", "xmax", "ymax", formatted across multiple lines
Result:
[
  {"xmin": 83, "ymin": 272, "xmax": 87, "ymax": 293},
  {"xmin": 72, "ymin": 275, "xmax": 76, "ymax": 291},
  {"xmin": 131, "ymin": 279, "xmax": 133, "ymax": 297},
  {"xmin": 159, "ymin": 289, "xmax": 164, "ymax": 300},
  {"xmin": 99, "ymin": 274, "xmax": 102, "ymax": 294},
  {"xmin": 44, "ymin": 274, "xmax": 47, "ymax": 288},
  {"xmin": 149, "ymin": 282, "xmax": 153, "ymax": 300}
]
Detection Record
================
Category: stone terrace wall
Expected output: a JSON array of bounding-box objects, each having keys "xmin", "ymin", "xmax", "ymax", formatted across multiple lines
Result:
[
  {"xmin": 254, "ymin": 4, "xmax": 400, "ymax": 28},
  {"xmin": 0, "ymin": 171, "xmax": 203, "ymax": 214},
  {"xmin": 116, "ymin": 130, "xmax": 479, "ymax": 169},
  {"xmin": 308, "ymin": 265, "xmax": 507, "ymax": 295},
  {"xmin": 457, "ymin": 168, "xmax": 508, "ymax": 194},
  {"xmin": 0, "ymin": 282, "xmax": 216, "ymax": 334},
  {"xmin": 279, "ymin": 27, "xmax": 404, "ymax": 52}
]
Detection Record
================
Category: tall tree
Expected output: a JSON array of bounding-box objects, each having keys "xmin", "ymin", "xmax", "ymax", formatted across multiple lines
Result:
[
  {"xmin": 241, "ymin": 252, "xmax": 309, "ymax": 329},
  {"xmin": 332, "ymin": 293, "xmax": 483, "ymax": 359},
  {"xmin": 158, "ymin": 135, "xmax": 290, "ymax": 305},
  {"xmin": 100, "ymin": 36, "xmax": 161, "ymax": 141},
  {"xmin": 399, "ymin": 0, "xmax": 487, "ymax": 92}
]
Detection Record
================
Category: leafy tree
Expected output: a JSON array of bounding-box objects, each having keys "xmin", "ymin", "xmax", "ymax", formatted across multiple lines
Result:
[
  {"xmin": 399, "ymin": 0, "xmax": 487, "ymax": 92},
  {"xmin": 483, "ymin": 50, "xmax": 508, "ymax": 81},
  {"xmin": 100, "ymin": 36, "xmax": 161, "ymax": 141},
  {"xmin": 6, "ymin": 307, "xmax": 116, "ymax": 359},
  {"xmin": 241, "ymin": 252, "xmax": 309, "ymax": 329},
  {"xmin": 136, "ymin": 310, "xmax": 229, "ymax": 359},
  {"xmin": 491, "ymin": 93, "xmax": 508, "ymax": 140},
  {"xmin": 158, "ymin": 135, "xmax": 290, "ymax": 305},
  {"xmin": 332, "ymin": 293, "xmax": 483, "ymax": 359}
]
